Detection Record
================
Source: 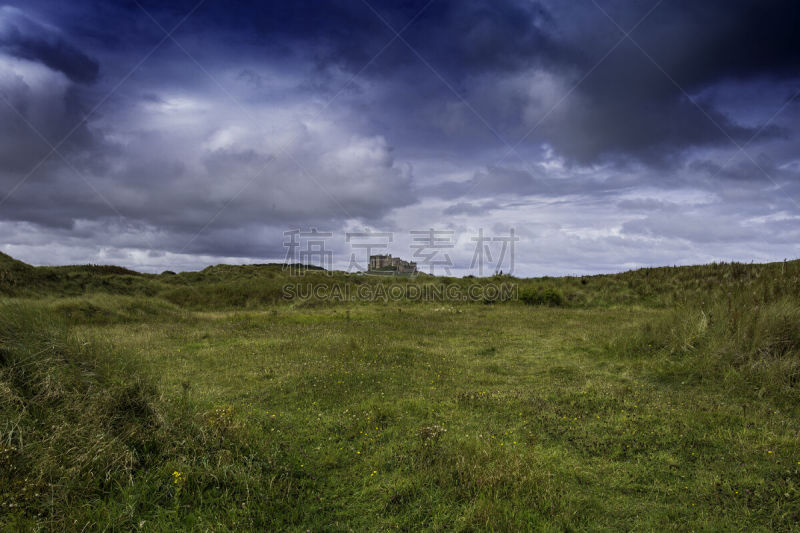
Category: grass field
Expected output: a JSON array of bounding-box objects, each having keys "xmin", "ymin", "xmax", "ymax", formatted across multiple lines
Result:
[{"xmin": 2, "ymin": 252, "xmax": 800, "ymax": 530}]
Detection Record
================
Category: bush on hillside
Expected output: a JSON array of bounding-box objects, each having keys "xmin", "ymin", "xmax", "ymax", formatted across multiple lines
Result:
[{"xmin": 519, "ymin": 287, "xmax": 564, "ymax": 307}]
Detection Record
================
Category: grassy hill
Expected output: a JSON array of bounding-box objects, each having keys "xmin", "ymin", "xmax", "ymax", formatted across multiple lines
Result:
[
  {"xmin": 1, "ymin": 253, "xmax": 799, "ymax": 530},
  {"xmin": 3, "ymin": 252, "xmax": 800, "ymax": 309}
]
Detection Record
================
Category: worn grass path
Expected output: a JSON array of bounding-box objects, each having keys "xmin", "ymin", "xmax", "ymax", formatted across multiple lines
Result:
[{"xmin": 81, "ymin": 304, "xmax": 800, "ymax": 530}]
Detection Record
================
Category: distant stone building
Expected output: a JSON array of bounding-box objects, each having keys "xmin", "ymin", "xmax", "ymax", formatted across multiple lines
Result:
[{"xmin": 368, "ymin": 254, "xmax": 417, "ymax": 274}]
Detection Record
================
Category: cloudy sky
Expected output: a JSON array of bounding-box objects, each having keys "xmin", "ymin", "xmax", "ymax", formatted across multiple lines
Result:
[{"xmin": 0, "ymin": 0, "xmax": 798, "ymax": 275}]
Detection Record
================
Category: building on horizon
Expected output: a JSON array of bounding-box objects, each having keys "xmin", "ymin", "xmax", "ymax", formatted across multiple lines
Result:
[{"xmin": 368, "ymin": 254, "xmax": 417, "ymax": 274}]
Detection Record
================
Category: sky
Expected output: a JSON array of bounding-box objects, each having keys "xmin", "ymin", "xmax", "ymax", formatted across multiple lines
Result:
[{"xmin": 0, "ymin": 0, "xmax": 799, "ymax": 276}]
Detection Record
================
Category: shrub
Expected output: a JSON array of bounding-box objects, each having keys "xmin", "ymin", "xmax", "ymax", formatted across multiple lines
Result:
[{"xmin": 519, "ymin": 287, "xmax": 564, "ymax": 307}]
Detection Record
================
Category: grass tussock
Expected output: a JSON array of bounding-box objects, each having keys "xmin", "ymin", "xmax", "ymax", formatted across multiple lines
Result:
[
  {"xmin": 0, "ymin": 302, "xmax": 162, "ymax": 527},
  {"xmin": 47, "ymin": 294, "xmax": 185, "ymax": 325},
  {"xmin": 615, "ymin": 295, "xmax": 800, "ymax": 402}
]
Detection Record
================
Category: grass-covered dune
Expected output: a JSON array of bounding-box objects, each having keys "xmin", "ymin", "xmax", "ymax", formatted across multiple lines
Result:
[
  {"xmin": 2, "ymin": 252, "xmax": 800, "ymax": 530},
  {"xmin": 4, "ymin": 250, "xmax": 800, "ymax": 309}
]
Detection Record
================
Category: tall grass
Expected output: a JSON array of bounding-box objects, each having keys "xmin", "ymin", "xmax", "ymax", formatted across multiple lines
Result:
[
  {"xmin": 0, "ymin": 302, "xmax": 311, "ymax": 529},
  {"xmin": 615, "ymin": 294, "xmax": 800, "ymax": 402},
  {"xmin": 0, "ymin": 302, "xmax": 163, "ymax": 527}
]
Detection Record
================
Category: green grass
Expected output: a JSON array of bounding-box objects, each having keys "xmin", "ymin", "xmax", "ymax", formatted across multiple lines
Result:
[{"xmin": 2, "ymin": 253, "xmax": 800, "ymax": 530}]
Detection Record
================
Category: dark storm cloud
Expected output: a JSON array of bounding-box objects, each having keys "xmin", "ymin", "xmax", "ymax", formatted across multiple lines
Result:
[
  {"xmin": 519, "ymin": 0, "xmax": 800, "ymax": 165},
  {"xmin": 0, "ymin": 1, "xmax": 419, "ymax": 254},
  {"xmin": 222, "ymin": 0, "xmax": 799, "ymax": 167},
  {"xmin": 8, "ymin": 0, "xmax": 798, "ymax": 165},
  {"xmin": 132, "ymin": 0, "xmax": 561, "ymax": 74},
  {"xmin": 0, "ymin": 6, "xmax": 98, "ymax": 83},
  {"xmin": 1, "ymin": 0, "xmax": 799, "ymax": 271},
  {"xmin": 637, "ymin": 0, "xmax": 800, "ymax": 86},
  {"xmin": 158, "ymin": 0, "xmax": 798, "ymax": 166},
  {"xmin": 0, "ymin": 6, "xmax": 100, "ymax": 181}
]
